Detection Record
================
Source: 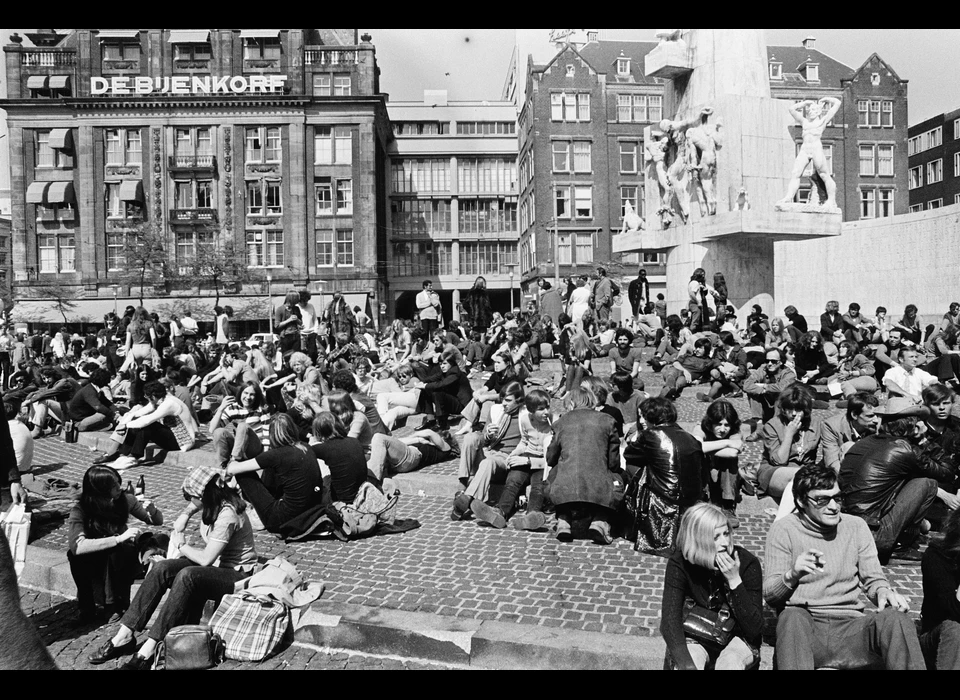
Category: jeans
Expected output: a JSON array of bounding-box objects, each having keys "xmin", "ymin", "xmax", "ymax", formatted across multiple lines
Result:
[
  {"xmin": 497, "ymin": 466, "xmax": 544, "ymax": 517},
  {"xmin": 118, "ymin": 422, "xmax": 182, "ymax": 458},
  {"xmin": 367, "ymin": 433, "xmax": 422, "ymax": 481},
  {"xmin": 747, "ymin": 393, "xmax": 778, "ymax": 422},
  {"xmin": 920, "ymin": 620, "xmax": 960, "ymax": 670},
  {"xmin": 840, "ymin": 376, "xmax": 879, "ymax": 397},
  {"xmin": 872, "ymin": 477, "xmax": 939, "ymax": 561},
  {"xmin": 377, "ymin": 390, "xmax": 420, "ymax": 430},
  {"xmin": 775, "ymin": 607, "xmax": 925, "ymax": 670},
  {"xmin": 119, "ymin": 558, "xmax": 246, "ymax": 642},
  {"xmin": 68, "ymin": 545, "xmax": 140, "ymax": 614},
  {"xmin": 212, "ymin": 422, "xmax": 265, "ymax": 469}
]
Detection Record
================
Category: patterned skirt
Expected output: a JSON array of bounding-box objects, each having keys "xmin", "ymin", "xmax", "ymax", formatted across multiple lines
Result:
[{"xmin": 634, "ymin": 484, "xmax": 681, "ymax": 556}]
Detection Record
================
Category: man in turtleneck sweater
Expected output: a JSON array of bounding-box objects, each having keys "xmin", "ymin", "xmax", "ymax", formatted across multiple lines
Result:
[{"xmin": 763, "ymin": 463, "xmax": 925, "ymax": 669}]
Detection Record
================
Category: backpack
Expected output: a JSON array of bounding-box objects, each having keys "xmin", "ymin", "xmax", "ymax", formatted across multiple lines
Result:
[{"xmin": 333, "ymin": 482, "xmax": 399, "ymax": 539}]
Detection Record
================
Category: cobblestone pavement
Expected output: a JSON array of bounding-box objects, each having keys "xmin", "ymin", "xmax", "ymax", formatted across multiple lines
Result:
[
  {"xmin": 18, "ymin": 587, "xmax": 454, "ymax": 670},
  {"xmin": 17, "ymin": 347, "xmax": 928, "ymax": 654}
]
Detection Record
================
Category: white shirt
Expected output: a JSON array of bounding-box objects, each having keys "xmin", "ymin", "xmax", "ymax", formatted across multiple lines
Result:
[
  {"xmin": 9, "ymin": 420, "xmax": 34, "ymax": 474},
  {"xmin": 883, "ymin": 365, "xmax": 938, "ymax": 401},
  {"xmin": 298, "ymin": 302, "xmax": 318, "ymax": 335},
  {"xmin": 180, "ymin": 316, "xmax": 198, "ymax": 335},
  {"xmin": 417, "ymin": 290, "xmax": 440, "ymax": 320}
]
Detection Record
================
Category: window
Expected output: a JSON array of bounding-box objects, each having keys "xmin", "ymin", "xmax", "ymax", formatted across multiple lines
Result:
[
  {"xmin": 102, "ymin": 41, "xmax": 139, "ymax": 62},
  {"xmin": 552, "ymin": 142, "xmax": 569, "ymax": 172},
  {"xmin": 458, "ymin": 199, "xmax": 517, "ymax": 234},
  {"xmin": 391, "ymin": 159, "xmax": 450, "ymax": 193},
  {"xmin": 173, "ymin": 43, "xmax": 211, "ymax": 61},
  {"xmin": 928, "ymin": 158, "xmax": 943, "ymax": 184},
  {"xmin": 38, "ymin": 234, "xmax": 75, "ymax": 273},
  {"xmin": 106, "ymin": 234, "xmax": 124, "ymax": 270},
  {"xmin": 246, "ymin": 180, "xmax": 281, "ymax": 216},
  {"xmin": 455, "ymin": 121, "xmax": 515, "ymax": 135},
  {"xmin": 458, "ymin": 242, "xmax": 517, "ymax": 277},
  {"xmin": 909, "ymin": 204, "xmax": 923, "ymax": 213},
  {"xmin": 617, "ymin": 57, "xmax": 630, "ymax": 75},
  {"xmin": 243, "ymin": 37, "xmax": 281, "ymax": 61},
  {"xmin": 769, "ymin": 62, "xmax": 782, "ymax": 80},
  {"xmin": 878, "ymin": 189, "xmax": 893, "ymax": 218},
  {"xmin": 315, "ymin": 180, "xmax": 332, "ymax": 215},
  {"xmin": 908, "ymin": 136, "xmax": 921, "ymax": 156},
  {"xmin": 620, "ymin": 185, "xmax": 640, "ymax": 219},
  {"xmin": 313, "ymin": 75, "xmax": 331, "ymax": 96},
  {"xmin": 245, "ymin": 127, "xmax": 281, "ymax": 163},
  {"xmin": 106, "ymin": 183, "xmax": 143, "ymax": 219},
  {"xmin": 955, "ymin": 152, "xmax": 960, "ymax": 177},
  {"xmin": 557, "ymin": 234, "xmax": 571, "ymax": 264},
  {"xmin": 556, "ymin": 233, "xmax": 593, "ymax": 265},
  {"xmin": 393, "ymin": 241, "xmax": 452, "ymax": 277},
  {"xmin": 877, "ymin": 145, "xmax": 894, "ymax": 176},
  {"xmin": 617, "ymin": 94, "xmax": 661, "ymax": 123},
  {"xmin": 550, "ymin": 92, "xmax": 590, "ymax": 122},
  {"xmin": 336, "ymin": 229, "xmax": 354, "ymax": 266},
  {"xmin": 393, "ymin": 122, "xmax": 450, "ymax": 136},
  {"xmin": 334, "ymin": 76, "xmax": 351, "ymax": 96},
  {"xmin": 805, "ymin": 64, "xmax": 819, "ymax": 82},
  {"xmin": 174, "ymin": 127, "xmax": 213, "ymax": 157},
  {"xmin": 909, "ymin": 165, "xmax": 923, "ymax": 189},
  {"xmin": 858, "ymin": 101, "xmax": 869, "ymax": 127},
  {"xmin": 860, "ymin": 190, "xmax": 875, "ymax": 219},
  {"xmin": 573, "ymin": 142, "xmax": 591, "ymax": 172},
  {"xmin": 174, "ymin": 180, "xmax": 213, "ymax": 210},
  {"xmin": 316, "ymin": 231, "xmax": 333, "ymax": 267},
  {"xmin": 246, "ymin": 230, "xmax": 283, "ymax": 268},
  {"xmin": 858, "ymin": 100, "xmax": 893, "ymax": 128},
  {"xmin": 555, "ymin": 187, "xmax": 570, "ymax": 218},
  {"xmin": 642, "ymin": 252, "xmax": 665, "ymax": 264},
  {"xmin": 881, "ymin": 101, "xmax": 893, "ymax": 127},
  {"xmin": 620, "ymin": 142, "xmax": 638, "ymax": 173},
  {"xmin": 103, "ymin": 129, "xmax": 143, "ymax": 165},
  {"xmin": 314, "ymin": 127, "xmax": 352, "ymax": 165},
  {"xmin": 929, "ymin": 199, "xmax": 943, "ymax": 210},
  {"xmin": 911, "ymin": 126, "xmax": 942, "ymax": 154},
  {"xmin": 458, "ymin": 158, "xmax": 516, "ymax": 194},
  {"xmin": 391, "ymin": 199, "xmax": 451, "ymax": 235},
  {"xmin": 175, "ymin": 229, "xmax": 214, "ymax": 271},
  {"xmin": 859, "ymin": 145, "xmax": 875, "ymax": 176},
  {"xmin": 36, "ymin": 202, "xmax": 75, "ymax": 223},
  {"xmin": 869, "ymin": 101, "xmax": 881, "ymax": 127},
  {"xmin": 955, "ymin": 119, "xmax": 960, "ymax": 140},
  {"xmin": 336, "ymin": 179, "xmax": 352, "ymax": 214},
  {"xmin": 36, "ymin": 130, "xmax": 74, "ymax": 169},
  {"xmin": 565, "ymin": 64, "xmax": 575, "ymax": 78},
  {"xmin": 574, "ymin": 186, "xmax": 593, "ymax": 218}
]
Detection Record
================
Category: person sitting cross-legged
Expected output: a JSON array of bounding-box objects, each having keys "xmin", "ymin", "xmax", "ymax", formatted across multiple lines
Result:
[
  {"xmin": 468, "ymin": 389, "xmax": 553, "ymax": 532},
  {"xmin": 763, "ymin": 463, "xmax": 925, "ymax": 670},
  {"xmin": 697, "ymin": 331, "xmax": 748, "ymax": 403},
  {"xmin": 659, "ymin": 338, "xmax": 719, "ymax": 400},
  {"xmin": 839, "ymin": 397, "xmax": 955, "ymax": 564},
  {"xmin": 451, "ymin": 381, "xmax": 525, "ymax": 521}
]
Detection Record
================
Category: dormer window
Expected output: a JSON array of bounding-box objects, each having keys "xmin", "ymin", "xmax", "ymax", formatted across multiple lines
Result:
[
  {"xmin": 587, "ymin": 31, "xmax": 598, "ymax": 43},
  {"xmin": 805, "ymin": 63, "xmax": 819, "ymax": 82},
  {"xmin": 769, "ymin": 62, "xmax": 782, "ymax": 80},
  {"xmin": 566, "ymin": 64, "xmax": 575, "ymax": 77},
  {"xmin": 617, "ymin": 57, "xmax": 630, "ymax": 75}
]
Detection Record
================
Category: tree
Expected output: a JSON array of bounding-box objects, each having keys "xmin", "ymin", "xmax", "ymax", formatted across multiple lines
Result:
[
  {"xmin": 120, "ymin": 223, "xmax": 174, "ymax": 306},
  {"xmin": 28, "ymin": 281, "xmax": 79, "ymax": 326},
  {"xmin": 187, "ymin": 231, "xmax": 250, "ymax": 307}
]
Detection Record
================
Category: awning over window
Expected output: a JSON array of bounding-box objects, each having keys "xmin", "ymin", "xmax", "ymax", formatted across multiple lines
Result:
[
  {"xmin": 49, "ymin": 75, "xmax": 71, "ymax": 90},
  {"xmin": 46, "ymin": 181, "xmax": 75, "ymax": 204},
  {"xmin": 98, "ymin": 30, "xmax": 140, "ymax": 40},
  {"xmin": 26, "ymin": 182, "xmax": 49, "ymax": 204},
  {"xmin": 49, "ymin": 128, "xmax": 73, "ymax": 151},
  {"xmin": 119, "ymin": 180, "xmax": 143, "ymax": 202},
  {"xmin": 168, "ymin": 30, "xmax": 210, "ymax": 43},
  {"xmin": 26, "ymin": 75, "xmax": 48, "ymax": 89},
  {"xmin": 239, "ymin": 30, "xmax": 280, "ymax": 39}
]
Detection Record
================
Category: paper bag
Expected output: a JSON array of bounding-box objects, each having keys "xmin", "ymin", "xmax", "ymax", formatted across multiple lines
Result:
[
  {"xmin": 827, "ymin": 381, "xmax": 843, "ymax": 397},
  {"xmin": 2, "ymin": 504, "xmax": 31, "ymax": 576}
]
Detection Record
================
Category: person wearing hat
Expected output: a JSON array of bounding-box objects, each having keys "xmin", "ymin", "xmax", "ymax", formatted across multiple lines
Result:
[
  {"xmin": 838, "ymin": 397, "xmax": 956, "ymax": 563},
  {"xmin": 89, "ymin": 466, "xmax": 257, "ymax": 670}
]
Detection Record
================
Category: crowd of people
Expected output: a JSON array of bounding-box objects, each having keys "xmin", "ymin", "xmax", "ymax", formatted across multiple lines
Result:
[{"xmin": 4, "ymin": 265, "xmax": 960, "ymax": 671}]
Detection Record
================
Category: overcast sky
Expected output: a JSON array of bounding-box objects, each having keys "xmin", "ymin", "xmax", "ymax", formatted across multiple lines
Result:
[{"xmin": 364, "ymin": 28, "xmax": 960, "ymax": 124}]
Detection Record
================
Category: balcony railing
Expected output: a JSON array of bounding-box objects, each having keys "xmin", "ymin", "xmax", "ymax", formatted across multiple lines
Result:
[
  {"xmin": 102, "ymin": 59, "xmax": 140, "ymax": 73},
  {"xmin": 304, "ymin": 49, "xmax": 359, "ymax": 66},
  {"xmin": 170, "ymin": 208, "xmax": 217, "ymax": 223},
  {"xmin": 168, "ymin": 154, "xmax": 217, "ymax": 170},
  {"xmin": 21, "ymin": 50, "xmax": 76, "ymax": 67}
]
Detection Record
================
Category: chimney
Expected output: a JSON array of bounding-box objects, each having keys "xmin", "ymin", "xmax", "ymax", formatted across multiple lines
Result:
[{"xmin": 802, "ymin": 36, "xmax": 816, "ymax": 50}]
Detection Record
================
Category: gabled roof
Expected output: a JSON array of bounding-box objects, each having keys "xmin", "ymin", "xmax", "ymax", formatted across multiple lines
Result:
[
  {"xmin": 850, "ymin": 52, "xmax": 907, "ymax": 84},
  {"xmin": 766, "ymin": 46, "xmax": 854, "ymax": 88},
  {"xmin": 577, "ymin": 40, "xmax": 661, "ymax": 85}
]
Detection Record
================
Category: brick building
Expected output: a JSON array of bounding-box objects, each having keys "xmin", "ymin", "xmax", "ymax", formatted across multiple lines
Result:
[
  {"xmin": 0, "ymin": 29, "xmax": 391, "ymax": 333},
  {"xmin": 513, "ymin": 34, "xmax": 909, "ymax": 296},
  {"xmin": 908, "ymin": 107, "xmax": 960, "ymax": 212},
  {"xmin": 386, "ymin": 90, "xmax": 518, "ymax": 322}
]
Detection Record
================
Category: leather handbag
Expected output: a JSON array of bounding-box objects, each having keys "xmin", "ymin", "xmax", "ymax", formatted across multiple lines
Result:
[
  {"xmin": 682, "ymin": 600, "xmax": 735, "ymax": 650},
  {"xmin": 156, "ymin": 624, "xmax": 225, "ymax": 670}
]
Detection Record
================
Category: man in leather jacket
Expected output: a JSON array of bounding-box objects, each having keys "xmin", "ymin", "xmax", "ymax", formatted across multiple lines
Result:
[{"xmin": 839, "ymin": 397, "xmax": 957, "ymax": 563}]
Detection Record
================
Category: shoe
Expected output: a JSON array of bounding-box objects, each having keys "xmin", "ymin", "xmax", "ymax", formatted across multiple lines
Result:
[
  {"xmin": 92, "ymin": 452, "xmax": 120, "ymax": 465},
  {"xmin": 588, "ymin": 520, "xmax": 613, "ymax": 545},
  {"xmin": 888, "ymin": 545, "xmax": 924, "ymax": 563},
  {"xmin": 111, "ymin": 455, "xmax": 138, "ymax": 471},
  {"xmin": 511, "ymin": 511, "xmax": 547, "ymax": 531},
  {"xmin": 696, "ymin": 392, "xmax": 711, "ymax": 403},
  {"xmin": 920, "ymin": 518, "xmax": 932, "ymax": 535},
  {"xmin": 451, "ymin": 492, "xmax": 472, "ymax": 521},
  {"xmin": 556, "ymin": 518, "xmax": 573, "ymax": 542},
  {"xmin": 118, "ymin": 654, "xmax": 153, "ymax": 670},
  {"xmin": 744, "ymin": 431, "xmax": 762, "ymax": 443},
  {"xmin": 89, "ymin": 638, "xmax": 137, "ymax": 665},
  {"xmin": 470, "ymin": 500, "xmax": 506, "ymax": 529}
]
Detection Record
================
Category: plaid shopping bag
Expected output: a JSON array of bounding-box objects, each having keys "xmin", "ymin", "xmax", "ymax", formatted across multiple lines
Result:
[{"xmin": 209, "ymin": 591, "xmax": 289, "ymax": 662}]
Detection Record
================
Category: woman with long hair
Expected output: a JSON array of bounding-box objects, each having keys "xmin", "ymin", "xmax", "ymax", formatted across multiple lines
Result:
[
  {"xmin": 464, "ymin": 275, "xmax": 493, "ymax": 333},
  {"xmin": 756, "ymin": 385, "xmax": 821, "ymax": 500},
  {"xmin": 794, "ymin": 330, "xmax": 836, "ymax": 384},
  {"xmin": 920, "ymin": 506, "xmax": 960, "ymax": 669},
  {"xmin": 323, "ymin": 390, "xmax": 373, "ymax": 454},
  {"xmin": 275, "ymin": 291, "xmax": 303, "ymax": 355},
  {"xmin": 765, "ymin": 317, "xmax": 791, "ymax": 350},
  {"xmin": 694, "ymin": 400, "xmax": 743, "ymax": 527},
  {"xmin": 561, "ymin": 326, "xmax": 593, "ymax": 396},
  {"xmin": 310, "ymin": 411, "xmax": 367, "ymax": 505},
  {"xmin": 214, "ymin": 305, "xmax": 233, "ymax": 346},
  {"xmin": 90, "ymin": 467, "xmax": 257, "ymax": 669},
  {"xmin": 67, "ymin": 465, "xmax": 163, "ymax": 623},
  {"xmin": 660, "ymin": 503, "xmax": 763, "ymax": 670},
  {"xmin": 894, "ymin": 304, "xmax": 922, "ymax": 346},
  {"xmin": 226, "ymin": 413, "xmax": 323, "ymax": 534},
  {"xmin": 119, "ymin": 307, "xmax": 157, "ymax": 373},
  {"xmin": 208, "ymin": 381, "xmax": 270, "ymax": 470},
  {"xmin": 454, "ymin": 352, "xmax": 518, "ymax": 435}
]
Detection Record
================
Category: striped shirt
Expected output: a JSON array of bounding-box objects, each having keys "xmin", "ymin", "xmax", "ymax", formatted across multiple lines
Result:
[{"xmin": 223, "ymin": 404, "xmax": 271, "ymax": 448}]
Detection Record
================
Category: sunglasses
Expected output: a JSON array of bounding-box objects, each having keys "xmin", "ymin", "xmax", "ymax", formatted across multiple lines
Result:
[{"xmin": 807, "ymin": 493, "xmax": 844, "ymax": 509}]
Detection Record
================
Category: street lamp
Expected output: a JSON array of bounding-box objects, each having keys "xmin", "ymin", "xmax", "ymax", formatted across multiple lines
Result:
[
  {"xmin": 109, "ymin": 284, "xmax": 120, "ymax": 316},
  {"xmin": 266, "ymin": 271, "xmax": 273, "ymax": 336},
  {"xmin": 502, "ymin": 262, "xmax": 518, "ymax": 311}
]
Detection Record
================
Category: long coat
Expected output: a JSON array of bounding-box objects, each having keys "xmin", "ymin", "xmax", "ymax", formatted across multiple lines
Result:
[{"xmin": 545, "ymin": 408, "xmax": 620, "ymax": 509}]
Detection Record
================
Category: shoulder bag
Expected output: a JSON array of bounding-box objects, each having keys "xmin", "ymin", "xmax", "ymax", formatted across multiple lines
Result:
[
  {"xmin": 155, "ymin": 624, "xmax": 225, "ymax": 670},
  {"xmin": 682, "ymin": 599, "xmax": 735, "ymax": 650}
]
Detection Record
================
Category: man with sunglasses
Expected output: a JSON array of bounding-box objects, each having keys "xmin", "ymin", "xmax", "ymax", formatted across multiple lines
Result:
[
  {"xmin": 764, "ymin": 463, "xmax": 925, "ymax": 670},
  {"xmin": 838, "ymin": 397, "xmax": 955, "ymax": 563},
  {"xmin": 742, "ymin": 347, "xmax": 796, "ymax": 441}
]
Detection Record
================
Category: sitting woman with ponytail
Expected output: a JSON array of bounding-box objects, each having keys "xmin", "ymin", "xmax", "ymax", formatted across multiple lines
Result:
[{"xmin": 89, "ymin": 467, "xmax": 258, "ymax": 670}]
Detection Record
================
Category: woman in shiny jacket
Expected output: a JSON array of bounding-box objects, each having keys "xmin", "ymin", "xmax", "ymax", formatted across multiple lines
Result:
[{"xmin": 626, "ymin": 397, "xmax": 705, "ymax": 555}]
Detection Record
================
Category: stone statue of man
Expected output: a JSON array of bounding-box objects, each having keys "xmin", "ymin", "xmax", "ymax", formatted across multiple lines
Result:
[{"xmin": 778, "ymin": 97, "xmax": 842, "ymax": 208}]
